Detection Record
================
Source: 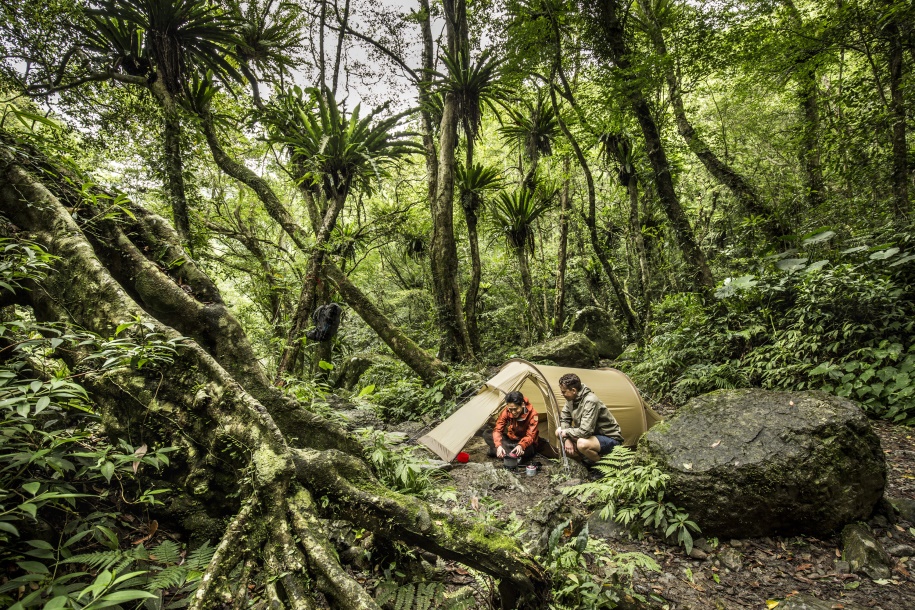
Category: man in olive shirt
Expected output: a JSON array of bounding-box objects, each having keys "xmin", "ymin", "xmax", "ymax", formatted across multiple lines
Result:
[{"xmin": 554, "ymin": 373, "xmax": 624, "ymax": 464}]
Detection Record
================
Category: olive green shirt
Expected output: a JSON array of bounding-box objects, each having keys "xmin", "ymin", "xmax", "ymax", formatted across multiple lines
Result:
[{"xmin": 559, "ymin": 384, "xmax": 624, "ymax": 442}]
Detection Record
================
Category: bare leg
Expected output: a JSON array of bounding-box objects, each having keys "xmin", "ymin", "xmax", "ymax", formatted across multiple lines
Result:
[{"xmin": 576, "ymin": 437, "xmax": 602, "ymax": 463}]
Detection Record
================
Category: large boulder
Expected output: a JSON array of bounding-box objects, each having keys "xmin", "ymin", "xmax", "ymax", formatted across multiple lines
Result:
[
  {"xmin": 639, "ymin": 390, "xmax": 886, "ymax": 538},
  {"xmin": 570, "ymin": 306, "xmax": 624, "ymax": 359},
  {"xmin": 522, "ymin": 332, "xmax": 599, "ymax": 367}
]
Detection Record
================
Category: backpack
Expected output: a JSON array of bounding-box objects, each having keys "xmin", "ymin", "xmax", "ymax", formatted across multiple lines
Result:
[{"xmin": 306, "ymin": 302, "xmax": 343, "ymax": 342}]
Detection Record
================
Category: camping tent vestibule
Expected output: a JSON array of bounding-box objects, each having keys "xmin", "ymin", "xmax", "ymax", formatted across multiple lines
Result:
[{"xmin": 418, "ymin": 359, "xmax": 662, "ymax": 462}]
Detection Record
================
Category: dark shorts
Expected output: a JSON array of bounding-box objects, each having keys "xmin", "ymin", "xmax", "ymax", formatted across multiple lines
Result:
[{"xmin": 596, "ymin": 435, "xmax": 621, "ymax": 455}]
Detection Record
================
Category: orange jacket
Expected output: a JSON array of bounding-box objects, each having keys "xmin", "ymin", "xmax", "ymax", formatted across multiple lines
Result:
[{"xmin": 493, "ymin": 397, "xmax": 539, "ymax": 450}]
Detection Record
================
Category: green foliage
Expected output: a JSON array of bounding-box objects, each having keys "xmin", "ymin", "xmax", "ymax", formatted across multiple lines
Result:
[
  {"xmin": 632, "ymin": 232, "xmax": 915, "ymax": 422},
  {"xmin": 0, "ymin": 240, "xmax": 205, "ymax": 610},
  {"xmin": 564, "ymin": 449, "xmax": 700, "ymax": 553},
  {"xmin": 490, "ymin": 188, "xmax": 553, "ymax": 255},
  {"xmin": 0, "ymin": 238, "xmax": 57, "ymax": 294},
  {"xmin": 435, "ymin": 49, "xmax": 506, "ymax": 141},
  {"xmin": 264, "ymin": 87, "xmax": 422, "ymax": 199},
  {"xmin": 82, "ymin": 317, "xmax": 187, "ymax": 372},
  {"xmin": 357, "ymin": 428, "xmax": 445, "ymax": 496},
  {"xmin": 85, "ymin": 0, "xmax": 244, "ymax": 94},
  {"xmin": 542, "ymin": 520, "xmax": 660, "ymax": 609},
  {"xmin": 456, "ymin": 162, "xmax": 502, "ymax": 213},
  {"xmin": 374, "ymin": 580, "xmax": 474, "ymax": 610}
]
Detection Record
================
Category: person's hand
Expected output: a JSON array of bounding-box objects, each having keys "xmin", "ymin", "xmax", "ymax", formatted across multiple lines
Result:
[
  {"xmin": 496, "ymin": 446, "xmax": 506, "ymax": 458},
  {"xmin": 510, "ymin": 446, "xmax": 522, "ymax": 458},
  {"xmin": 556, "ymin": 427, "xmax": 564, "ymax": 438}
]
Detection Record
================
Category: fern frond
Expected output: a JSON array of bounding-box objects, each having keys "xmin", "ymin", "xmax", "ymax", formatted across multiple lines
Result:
[
  {"xmin": 146, "ymin": 564, "xmax": 188, "ymax": 591},
  {"xmin": 150, "ymin": 540, "xmax": 182, "ymax": 565},
  {"xmin": 185, "ymin": 541, "xmax": 214, "ymax": 570}
]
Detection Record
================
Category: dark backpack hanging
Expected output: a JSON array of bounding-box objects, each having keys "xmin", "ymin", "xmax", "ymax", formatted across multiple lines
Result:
[{"xmin": 306, "ymin": 302, "xmax": 343, "ymax": 342}]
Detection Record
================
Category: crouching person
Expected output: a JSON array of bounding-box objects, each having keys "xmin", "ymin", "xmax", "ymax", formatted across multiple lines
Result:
[
  {"xmin": 486, "ymin": 391, "xmax": 539, "ymax": 468},
  {"xmin": 555, "ymin": 373, "xmax": 623, "ymax": 465}
]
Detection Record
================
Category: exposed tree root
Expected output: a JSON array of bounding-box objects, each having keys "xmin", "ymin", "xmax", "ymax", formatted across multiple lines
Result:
[{"xmin": 0, "ymin": 137, "xmax": 550, "ymax": 608}]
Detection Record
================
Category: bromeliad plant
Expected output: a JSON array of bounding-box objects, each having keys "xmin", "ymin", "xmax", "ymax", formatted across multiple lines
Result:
[{"xmin": 264, "ymin": 87, "xmax": 422, "ymax": 201}]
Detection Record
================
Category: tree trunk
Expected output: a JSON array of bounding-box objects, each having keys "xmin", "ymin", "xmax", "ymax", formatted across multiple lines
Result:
[
  {"xmin": 636, "ymin": 0, "xmax": 788, "ymax": 241},
  {"xmin": 463, "ymin": 202, "xmax": 482, "ymax": 351},
  {"xmin": 275, "ymin": 188, "xmax": 346, "ymax": 383},
  {"xmin": 548, "ymin": 83, "xmax": 643, "ymax": 338},
  {"xmin": 515, "ymin": 246, "xmax": 544, "ymax": 342},
  {"xmin": 0, "ymin": 137, "xmax": 547, "ymax": 610},
  {"xmin": 149, "ymin": 80, "xmax": 193, "ymax": 253},
  {"xmin": 430, "ymin": 0, "xmax": 473, "ymax": 361},
  {"xmin": 627, "ymin": 174, "xmax": 651, "ymax": 306},
  {"xmin": 552, "ymin": 157, "xmax": 570, "ymax": 336},
  {"xmin": 885, "ymin": 12, "xmax": 910, "ymax": 221},
  {"xmin": 783, "ymin": 0, "xmax": 825, "ymax": 211},
  {"xmin": 198, "ymin": 113, "xmax": 445, "ymax": 384},
  {"xmin": 583, "ymin": 0, "xmax": 714, "ymax": 292}
]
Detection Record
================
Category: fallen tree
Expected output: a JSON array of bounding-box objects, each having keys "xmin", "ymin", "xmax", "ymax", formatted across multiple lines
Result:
[{"xmin": 0, "ymin": 134, "xmax": 548, "ymax": 609}]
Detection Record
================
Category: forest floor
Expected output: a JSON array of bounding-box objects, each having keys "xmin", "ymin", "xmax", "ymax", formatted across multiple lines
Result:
[{"xmin": 437, "ymin": 419, "xmax": 915, "ymax": 609}]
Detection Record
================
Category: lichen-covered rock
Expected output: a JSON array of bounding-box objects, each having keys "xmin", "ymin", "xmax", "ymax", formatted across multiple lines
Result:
[
  {"xmin": 639, "ymin": 390, "xmax": 886, "ymax": 538},
  {"xmin": 842, "ymin": 523, "xmax": 893, "ymax": 579},
  {"xmin": 518, "ymin": 495, "xmax": 587, "ymax": 555},
  {"xmin": 571, "ymin": 306, "xmax": 624, "ymax": 359},
  {"xmin": 522, "ymin": 332, "xmax": 599, "ymax": 367},
  {"xmin": 889, "ymin": 496, "xmax": 915, "ymax": 524}
]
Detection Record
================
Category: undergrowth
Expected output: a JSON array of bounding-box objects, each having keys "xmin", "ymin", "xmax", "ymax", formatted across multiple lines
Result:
[
  {"xmin": 631, "ymin": 229, "xmax": 915, "ymax": 423},
  {"xmin": 1, "ymin": 238, "xmax": 210, "ymax": 609},
  {"xmin": 542, "ymin": 520, "xmax": 660, "ymax": 609},
  {"xmin": 565, "ymin": 449, "xmax": 700, "ymax": 554}
]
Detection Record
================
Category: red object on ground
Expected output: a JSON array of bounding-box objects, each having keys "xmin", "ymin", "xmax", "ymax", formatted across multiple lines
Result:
[{"xmin": 456, "ymin": 451, "xmax": 470, "ymax": 463}]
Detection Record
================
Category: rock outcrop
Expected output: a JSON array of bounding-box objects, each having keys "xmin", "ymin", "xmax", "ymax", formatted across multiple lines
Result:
[
  {"xmin": 639, "ymin": 389, "xmax": 886, "ymax": 538},
  {"xmin": 570, "ymin": 306, "xmax": 624, "ymax": 359},
  {"xmin": 522, "ymin": 332, "xmax": 599, "ymax": 368}
]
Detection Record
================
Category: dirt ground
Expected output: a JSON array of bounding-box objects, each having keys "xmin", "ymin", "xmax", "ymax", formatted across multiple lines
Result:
[{"xmin": 437, "ymin": 420, "xmax": 915, "ymax": 609}]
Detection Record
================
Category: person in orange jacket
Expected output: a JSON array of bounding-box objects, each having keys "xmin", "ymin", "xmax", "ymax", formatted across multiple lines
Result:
[{"xmin": 485, "ymin": 391, "xmax": 539, "ymax": 468}]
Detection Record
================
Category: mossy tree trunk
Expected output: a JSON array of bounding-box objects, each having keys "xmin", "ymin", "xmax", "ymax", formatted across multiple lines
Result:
[{"xmin": 0, "ymin": 138, "xmax": 547, "ymax": 609}]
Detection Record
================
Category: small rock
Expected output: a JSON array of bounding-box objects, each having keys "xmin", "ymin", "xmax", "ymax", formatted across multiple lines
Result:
[
  {"xmin": 587, "ymin": 512, "xmax": 629, "ymax": 540},
  {"xmin": 834, "ymin": 560, "xmax": 851, "ymax": 574},
  {"xmin": 842, "ymin": 523, "xmax": 894, "ymax": 580},
  {"xmin": 889, "ymin": 496, "xmax": 915, "ymax": 524},
  {"xmin": 718, "ymin": 547, "xmax": 743, "ymax": 571},
  {"xmin": 693, "ymin": 537, "xmax": 713, "ymax": 553},
  {"xmin": 688, "ymin": 547, "xmax": 708, "ymax": 560},
  {"xmin": 885, "ymin": 543, "xmax": 915, "ymax": 557},
  {"xmin": 728, "ymin": 539, "xmax": 744, "ymax": 548}
]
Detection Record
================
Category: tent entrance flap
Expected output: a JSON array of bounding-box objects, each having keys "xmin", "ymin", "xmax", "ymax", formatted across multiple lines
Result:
[{"xmin": 417, "ymin": 359, "xmax": 660, "ymax": 462}]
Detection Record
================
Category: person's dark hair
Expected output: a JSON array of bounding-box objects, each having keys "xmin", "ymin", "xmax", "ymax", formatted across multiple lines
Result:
[
  {"xmin": 504, "ymin": 391, "xmax": 524, "ymax": 406},
  {"xmin": 558, "ymin": 373, "xmax": 581, "ymax": 391}
]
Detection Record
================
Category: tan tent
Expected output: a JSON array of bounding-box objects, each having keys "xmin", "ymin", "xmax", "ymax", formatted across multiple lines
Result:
[{"xmin": 418, "ymin": 359, "xmax": 662, "ymax": 462}]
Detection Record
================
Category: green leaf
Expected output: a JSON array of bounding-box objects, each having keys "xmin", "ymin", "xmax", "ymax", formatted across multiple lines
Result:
[
  {"xmin": 35, "ymin": 396, "xmax": 50, "ymax": 414},
  {"xmin": 23, "ymin": 481, "xmax": 41, "ymax": 495},
  {"xmin": 16, "ymin": 560, "xmax": 49, "ymax": 574},
  {"xmin": 18, "ymin": 502, "xmax": 37, "ymax": 519},
  {"xmin": 358, "ymin": 384, "xmax": 376, "ymax": 397},
  {"xmin": 100, "ymin": 461, "xmax": 115, "ymax": 483},
  {"xmin": 0, "ymin": 520, "xmax": 20, "ymax": 536},
  {"xmin": 318, "ymin": 360, "xmax": 334, "ymax": 371},
  {"xmin": 93, "ymin": 590, "xmax": 158, "ymax": 606}
]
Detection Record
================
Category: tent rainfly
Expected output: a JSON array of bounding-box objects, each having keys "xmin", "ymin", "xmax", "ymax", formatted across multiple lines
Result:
[{"xmin": 418, "ymin": 359, "xmax": 662, "ymax": 462}]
